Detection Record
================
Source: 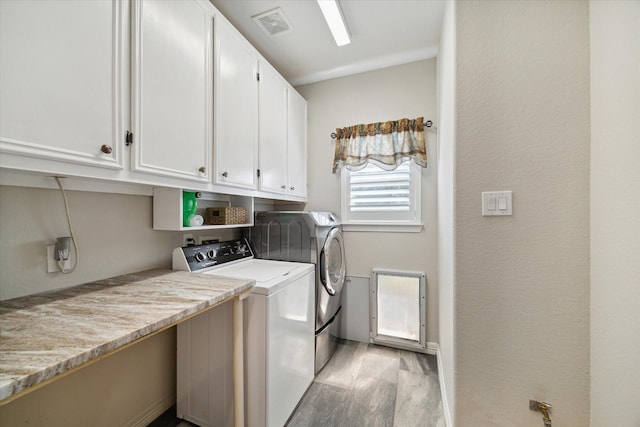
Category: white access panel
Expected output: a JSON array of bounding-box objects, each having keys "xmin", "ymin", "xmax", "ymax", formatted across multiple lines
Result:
[
  {"xmin": 177, "ymin": 301, "xmax": 233, "ymax": 427},
  {"xmin": 370, "ymin": 269, "xmax": 426, "ymax": 353}
]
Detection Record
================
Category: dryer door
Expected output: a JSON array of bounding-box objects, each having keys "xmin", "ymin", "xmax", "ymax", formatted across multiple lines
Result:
[{"xmin": 319, "ymin": 227, "xmax": 346, "ymax": 295}]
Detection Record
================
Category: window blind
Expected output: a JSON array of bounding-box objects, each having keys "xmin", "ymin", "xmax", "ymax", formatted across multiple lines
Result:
[{"xmin": 349, "ymin": 162, "xmax": 411, "ymax": 212}]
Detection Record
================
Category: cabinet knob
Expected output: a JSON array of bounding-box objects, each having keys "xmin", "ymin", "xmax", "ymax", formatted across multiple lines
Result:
[
  {"xmin": 199, "ymin": 166, "xmax": 206, "ymax": 173},
  {"xmin": 100, "ymin": 144, "xmax": 113, "ymax": 154},
  {"xmin": 281, "ymin": 185, "xmax": 286, "ymax": 189},
  {"xmin": 290, "ymin": 186, "xmax": 295, "ymax": 191},
  {"xmin": 222, "ymin": 171, "xmax": 228, "ymax": 178}
]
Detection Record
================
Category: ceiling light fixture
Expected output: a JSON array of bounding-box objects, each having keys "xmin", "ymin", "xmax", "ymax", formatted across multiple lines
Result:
[{"xmin": 316, "ymin": 0, "xmax": 351, "ymax": 47}]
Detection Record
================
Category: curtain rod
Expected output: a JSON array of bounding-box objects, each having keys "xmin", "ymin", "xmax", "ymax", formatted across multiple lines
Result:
[{"xmin": 330, "ymin": 119, "xmax": 433, "ymax": 139}]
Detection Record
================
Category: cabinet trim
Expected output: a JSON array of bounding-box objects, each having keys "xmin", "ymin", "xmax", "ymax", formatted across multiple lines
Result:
[{"xmin": 0, "ymin": 137, "xmax": 124, "ymax": 170}]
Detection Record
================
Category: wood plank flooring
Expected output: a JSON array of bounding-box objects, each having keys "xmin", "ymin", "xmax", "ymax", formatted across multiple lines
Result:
[
  {"xmin": 149, "ymin": 339, "xmax": 445, "ymax": 427},
  {"xmin": 286, "ymin": 340, "xmax": 445, "ymax": 427}
]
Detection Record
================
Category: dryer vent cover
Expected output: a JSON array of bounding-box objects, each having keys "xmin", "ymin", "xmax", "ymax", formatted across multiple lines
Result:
[{"xmin": 253, "ymin": 8, "xmax": 293, "ymax": 37}]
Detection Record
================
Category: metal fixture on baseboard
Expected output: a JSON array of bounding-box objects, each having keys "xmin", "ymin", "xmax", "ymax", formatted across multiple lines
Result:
[{"xmin": 530, "ymin": 400, "xmax": 552, "ymax": 427}]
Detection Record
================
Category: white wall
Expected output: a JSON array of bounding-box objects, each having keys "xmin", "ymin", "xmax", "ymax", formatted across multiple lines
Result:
[
  {"xmin": 296, "ymin": 60, "xmax": 439, "ymax": 343},
  {"xmin": 339, "ymin": 275, "xmax": 371, "ymax": 343},
  {"xmin": 454, "ymin": 1, "xmax": 590, "ymax": 425},
  {"xmin": 0, "ymin": 185, "xmax": 237, "ymax": 300},
  {"xmin": 590, "ymin": 2, "xmax": 640, "ymax": 426},
  {"xmin": 436, "ymin": 0, "xmax": 456, "ymax": 424}
]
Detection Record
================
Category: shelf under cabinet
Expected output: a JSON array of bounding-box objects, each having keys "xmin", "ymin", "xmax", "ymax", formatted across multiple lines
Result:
[{"xmin": 153, "ymin": 187, "xmax": 254, "ymax": 231}]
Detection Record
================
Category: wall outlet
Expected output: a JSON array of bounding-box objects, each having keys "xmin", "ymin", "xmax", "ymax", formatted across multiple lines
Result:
[
  {"xmin": 182, "ymin": 233, "xmax": 195, "ymax": 247},
  {"xmin": 47, "ymin": 245, "xmax": 59, "ymax": 273},
  {"xmin": 198, "ymin": 236, "xmax": 220, "ymax": 245}
]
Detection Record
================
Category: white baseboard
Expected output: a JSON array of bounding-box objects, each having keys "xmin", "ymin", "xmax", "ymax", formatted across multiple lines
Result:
[
  {"xmin": 428, "ymin": 342, "xmax": 452, "ymax": 427},
  {"xmin": 128, "ymin": 393, "xmax": 176, "ymax": 427}
]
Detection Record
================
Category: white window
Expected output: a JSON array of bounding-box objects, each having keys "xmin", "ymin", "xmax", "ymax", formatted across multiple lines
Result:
[{"xmin": 341, "ymin": 161, "xmax": 422, "ymax": 232}]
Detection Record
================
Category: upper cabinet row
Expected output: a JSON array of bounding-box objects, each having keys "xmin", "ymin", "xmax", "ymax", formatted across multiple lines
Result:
[{"xmin": 0, "ymin": 0, "xmax": 307, "ymax": 201}]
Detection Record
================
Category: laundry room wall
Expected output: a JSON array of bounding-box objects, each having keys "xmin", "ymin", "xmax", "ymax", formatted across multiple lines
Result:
[
  {"xmin": 453, "ymin": 1, "xmax": 590, "ymax": 425},
  {"xmin": 589, "ymin": 1, "xmax": 640, "ymax": 425},
  {"xmin": 0, "ymin": 184, "xmax": 238, "ymax": 424},
  {"xmin": 0, "ymin": 185, "xmax": 239, "ymax": 300},
  {"xmin": 1, "ymin": 186, "xmax": 171, "ymax": 299},
  {"xmin": 296, "ymin": 59, "xmax": 439, "ymax": 344}
]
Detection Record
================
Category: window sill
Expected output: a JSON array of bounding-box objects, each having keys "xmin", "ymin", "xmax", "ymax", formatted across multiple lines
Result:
[{"xmin": 342, "ymin": 223, "xmax": 423, "ymax": 233}]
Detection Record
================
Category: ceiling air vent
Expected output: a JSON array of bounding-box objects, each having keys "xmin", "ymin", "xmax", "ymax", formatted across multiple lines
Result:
[{"xmin": 252, "ymin": 8, "xmax": 293, "ymax": 37}]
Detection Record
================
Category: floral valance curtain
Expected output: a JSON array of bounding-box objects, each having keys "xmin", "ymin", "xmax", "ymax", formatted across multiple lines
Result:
[{"xmin": 332, "ymin": 116, "xmax": 427, "ymax": 173}]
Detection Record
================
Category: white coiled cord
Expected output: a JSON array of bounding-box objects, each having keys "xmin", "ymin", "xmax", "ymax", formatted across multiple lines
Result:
[{"xmin": 55, "ymin": 177, "xmax": 79, "ymax": 274}]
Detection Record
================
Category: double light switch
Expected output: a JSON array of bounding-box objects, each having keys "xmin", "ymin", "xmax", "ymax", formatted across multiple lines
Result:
[{"xmin": 482, "ymin": 191, "xmax": 512, "ymax": 216}]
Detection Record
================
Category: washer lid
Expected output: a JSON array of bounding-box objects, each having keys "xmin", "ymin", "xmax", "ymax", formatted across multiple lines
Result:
[{"xmin": 202, "ymin": 259, "xmax": 313, "ymax": 295}]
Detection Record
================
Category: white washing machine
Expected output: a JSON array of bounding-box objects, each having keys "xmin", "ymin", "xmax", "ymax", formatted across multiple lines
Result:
[{"xmin": 173, "ymin": 238, "xmax": 315, "ymax": 427}]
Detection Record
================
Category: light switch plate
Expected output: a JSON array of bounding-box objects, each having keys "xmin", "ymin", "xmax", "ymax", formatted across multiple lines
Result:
[{"xmin": 482, "ymin": 191, "xmax": 512, "ymax": 216}]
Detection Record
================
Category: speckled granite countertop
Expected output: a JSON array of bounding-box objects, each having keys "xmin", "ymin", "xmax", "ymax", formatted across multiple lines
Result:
[{"xmin": 0, "ymin": 269, "xmax": 254, "ymax": 403}]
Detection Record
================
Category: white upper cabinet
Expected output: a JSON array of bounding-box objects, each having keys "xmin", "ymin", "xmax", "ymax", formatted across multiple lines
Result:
[
  {"xmin": 0, "ymin": 0, "xmax": 127, "ymax": 172},
  {"xmin": 287, "ymin": 89, "xmax": 308, "ymax": 199},
  {"xmin": 214, "ymin": 19, "xmax": 259, "ymax": 190},
  {"xmin": 1, "ymin": 0, "xmax": 306, "ymax": 202},
  {"xmin": 130, "ymin": 0, "xmax": 213, "ymax": 182},
  {"xmin": 258, "ymin": 66, "xmax": 308, "ymax": 199},
  {"xmin": 258, "ymin": 61, "xmax": 289, "ymax": 195}
]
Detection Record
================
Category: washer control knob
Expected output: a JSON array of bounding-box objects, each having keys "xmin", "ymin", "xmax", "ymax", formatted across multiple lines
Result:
[{"xmin": 195, "ymin": 252, "xmax": 206, "ymax": 262}]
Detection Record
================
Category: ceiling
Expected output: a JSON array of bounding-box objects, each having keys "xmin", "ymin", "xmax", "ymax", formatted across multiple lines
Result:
[{"xmin": 210, "ymin": 0, "xmax": 445, "ymax": 86}]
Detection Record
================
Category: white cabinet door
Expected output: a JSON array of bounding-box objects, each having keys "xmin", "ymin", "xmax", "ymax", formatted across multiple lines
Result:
[
  {"xmin": 131, "ymin": 0, "xmax": 212, "ymax": 182},
  {"xmin": 287, "ymin": 89, "xmax": 308, "ymax": 198},
  {"xmin": 0, "ymin": 0, "xmax": 126, "ymax": 171},
  {"xmin": 214, "ymin": 19, "xmax": 259, "ymax": 190},
  {"xmin": 258, "ymin": 61, "xmax": 288, "ymax": 195}
]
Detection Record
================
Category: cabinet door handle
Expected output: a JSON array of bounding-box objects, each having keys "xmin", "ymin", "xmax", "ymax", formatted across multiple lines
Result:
[
  {"xmin": 100, "ymin": 144, "xmax": 113, "ymax": 154},
  {"xmin": 199, "ymin": 166, "xmax": 206, "ymax": 173},
  {"xmin": 222, "ymin": 171, "xmax": 228, "ymax": 178}
]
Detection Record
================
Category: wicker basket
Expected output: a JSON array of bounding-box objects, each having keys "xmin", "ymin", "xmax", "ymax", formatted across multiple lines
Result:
[{"xmin": 204, "ymin": 207, "xmax": 247, "ymax": 225}]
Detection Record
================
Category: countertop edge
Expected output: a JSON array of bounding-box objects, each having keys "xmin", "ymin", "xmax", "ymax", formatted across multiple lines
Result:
[{"xmin": 0, "ymin": 271, "xmax": 254, "ymax": 403}]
